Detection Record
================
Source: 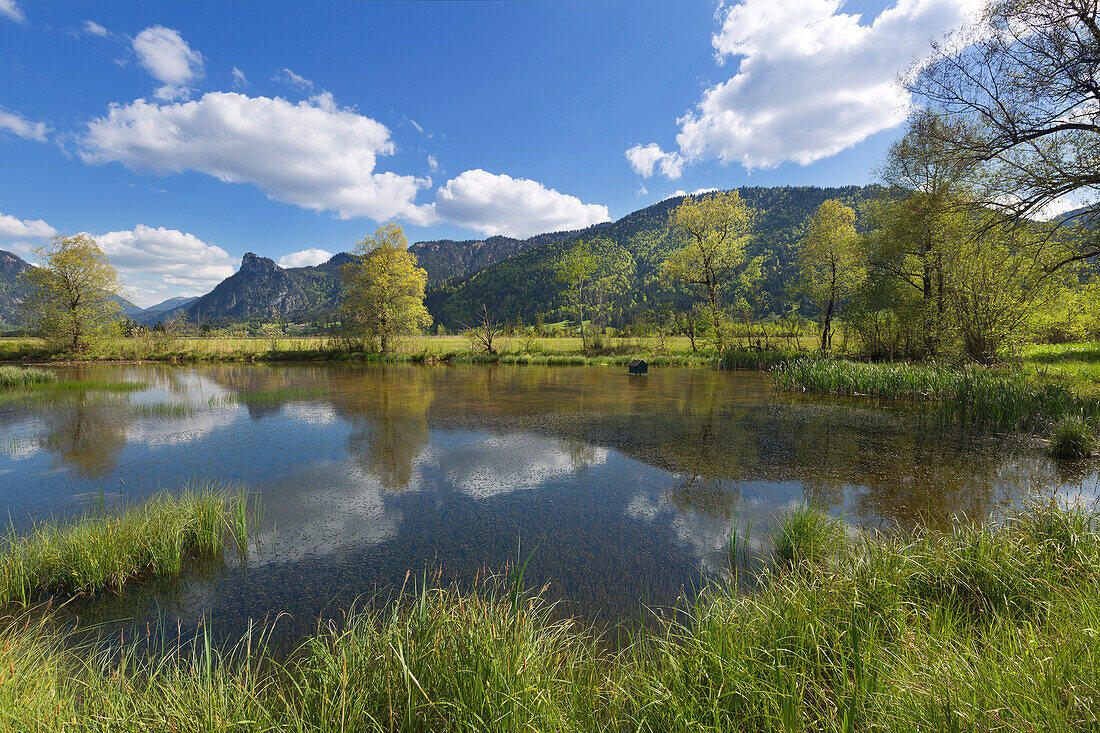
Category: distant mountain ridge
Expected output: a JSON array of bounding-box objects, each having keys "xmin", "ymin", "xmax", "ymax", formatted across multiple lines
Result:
[
  {"xmin": 0, "ymin": 249, "xmax": 143, "ymax": 327},
  {"xmin": 4, "ymin": 185, "xmax": 887, "ymax": 329},
  {"xmin": 409, "ymin": 229, "xmax": 593, "ymax": 284}
]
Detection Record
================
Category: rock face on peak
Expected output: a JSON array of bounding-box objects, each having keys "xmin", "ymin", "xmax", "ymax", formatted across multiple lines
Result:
[
  {"xmin": 188, "ymin": 253, "xmax": 312, "ymax": 322},
  {"xmin": 408, "ymin": 230, "xmax": 585, "ymax": 285},
  {"xmin": 239, "ymin": 252, "xmax": 279, "ymax": 274}
]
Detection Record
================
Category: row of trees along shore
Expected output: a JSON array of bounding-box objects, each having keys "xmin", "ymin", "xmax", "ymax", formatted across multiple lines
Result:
[{"xmin": 14, "ymin": 0, "xmax": 1100, "ymax": 364}]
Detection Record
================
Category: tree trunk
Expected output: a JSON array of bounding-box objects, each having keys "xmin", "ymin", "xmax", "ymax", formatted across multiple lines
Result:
[
  {"xmin": 821, "ymin": 298, "xmax": 835, "ymax": 352},
  {"xmin": 706, "ymin": 275, "xmax": 722, "ymax": 351}
]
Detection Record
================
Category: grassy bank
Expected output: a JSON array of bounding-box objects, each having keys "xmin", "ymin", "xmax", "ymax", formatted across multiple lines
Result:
[
  {"xmin": 0, "ymin": 334, "xmax": 819, "ymax": 367},
  {"xmin": 0, "ymin": 334, "xmax": 723, "ymax": 365},
  {"xmin": 0, "ymin": 485, "xmax": 248, "ymax": 606},
  {"xmin": 3, "ymin": 496, "xmax": 1099, "ymax": 730},
  {"xmin": 772, "ymin": 356, "xmax": 1100, "ymax": 432}
]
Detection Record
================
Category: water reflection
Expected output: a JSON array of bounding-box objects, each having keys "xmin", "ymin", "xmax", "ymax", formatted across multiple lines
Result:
[{"xmin": 1, "ymin": 363, "xmax": 1096, "ymax": 643}]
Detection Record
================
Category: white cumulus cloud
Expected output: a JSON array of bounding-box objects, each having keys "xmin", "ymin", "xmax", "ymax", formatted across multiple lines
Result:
[
  {"xmin": 95, "ymin": 225, "xmax": 235, "ymax": 306},
  {"xmin": 625, "ymin": 143, "xmax": 684, "ymax": 179},
  {"xmin": 433, "ymin": 169, "xmax": 610, "ymax": 238},
  {"xmin": 635, "ymin": 0, "xmax": 983, "ymax": 175},
  {"xmin": 0, "ymin": 108, "xmax": 50, "ymax": 142},
  {"xmin": 0, "ymin": 212, "xmax": 57, "ymax": 241},
  {"xmin": 277, "ymin": 248, "xmax": 333, "ymax": 268},
  {"xmin": 132, "ymin": 26, "xmax": 204, "ymax": 101},
  {"xmin": 81, "ymin": 91, "xmax": 434, "ymax": 224},
  {"xmin": 0, "ymin": 0, "xmax": 25, "ymax": 23}
]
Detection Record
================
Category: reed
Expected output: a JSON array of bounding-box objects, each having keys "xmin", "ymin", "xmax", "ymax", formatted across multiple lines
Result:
[
  {"xmin": 0, "ymin": 484, "xmax": 249, "ymax": 606},
  {"xmin": 772, "ymin": 357, "xmax": 1100, "ymax": 429},
  {"xmin": 1049, "ymin": 416, "xmax": 1096, "ymax": 458},
  {"xmin": 0, "ymin": 365, "xmax": 56, "ymax": 388},
  {"xmin": 2, "ymin": 497, "xmax": 1099, "ymax": 731}
]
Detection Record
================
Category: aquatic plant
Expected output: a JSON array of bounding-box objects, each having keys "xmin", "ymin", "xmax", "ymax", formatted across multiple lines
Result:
[
  {"xmin": 1048, "ymin": 416, "xmax": 1095, "ymax": 458},
  {"xmin": 772, "ymin": 504, "xmax": 846, "ymax": 567},
  {"xmin": 0, "ymin": 484, "xmax": 249, "ymax": 606},
  {"xmin": 3, "ymin": 497, "xmax": 1100, "ymax": 731},
  {"xmin": 0, "ymin": 365, "xmax": 56, "ymax": 388},
  {"xmin": 772, "ymin": 357, "xmax": 1100, "ymax": 429},
  {"xmin": 715, "ymin": 349, "xmax": 807, "ymax": 371}
]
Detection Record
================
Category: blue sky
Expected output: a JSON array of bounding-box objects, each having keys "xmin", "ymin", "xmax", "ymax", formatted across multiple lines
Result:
[{"xmin": 0, "ymin": 0, "xmax": 981, "ymax": 306}]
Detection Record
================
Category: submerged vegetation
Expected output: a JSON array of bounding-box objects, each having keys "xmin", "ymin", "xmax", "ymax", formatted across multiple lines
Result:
[
  {"xmin": 2, "ymin": 496, "xmax": 1099, "ymax": 730},
  {"xmin": 0, "ymin": 485, "xmax": 248, "ymax": 606}
]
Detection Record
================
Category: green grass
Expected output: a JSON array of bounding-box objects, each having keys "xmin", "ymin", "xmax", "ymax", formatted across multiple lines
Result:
[
  {"xmin": 0, "ymin": 484, "xmax": 249, "ymax": 606},
  {"xmin": 716, "ymin": 348, "xmax": 808, "ymax": 371},
  {"xmin": 772, "ymin": 357, "xmax": 1100, "ymax": 429},
  {"xmin": 1049, "ymin": 416, "xmax": 1096, "ymax": 459},
  {"xmin": 1024, "ymin": 340, "xmax": 1100, "ymax": 396},
  {"xmin": 0, "ymin": 365, "xmax": 56, "ymax": 388},
  {"xmin": 2, "ymin": 497, "xmax": 1100, "ymax": 730},
  {"xmin": 772, "ymin": 504, "xmax": 847, "ymax": 567}
]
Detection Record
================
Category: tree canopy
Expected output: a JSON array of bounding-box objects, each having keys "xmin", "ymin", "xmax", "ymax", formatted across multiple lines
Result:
[
  {"xmin": 341, "ymin": 224, "xmax": 431, "ymax": 353},
  {"xmin": 20, "ymin": 234, "xmax": 122, "ymax": 353}
]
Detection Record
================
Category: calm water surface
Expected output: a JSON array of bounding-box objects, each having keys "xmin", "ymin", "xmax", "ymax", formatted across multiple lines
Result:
[{"xmin": 2, "ymin": 364, "xmax": 1096, "ymax": 644}]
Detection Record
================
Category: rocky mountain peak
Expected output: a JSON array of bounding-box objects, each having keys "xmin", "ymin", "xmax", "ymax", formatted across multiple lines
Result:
[{"xmin": 240, "ymin": 252, "xmax": 279, "ymax": 275}]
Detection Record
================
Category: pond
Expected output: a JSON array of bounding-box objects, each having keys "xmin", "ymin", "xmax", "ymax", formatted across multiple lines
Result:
[{"xmin": 2, "ymin": 363, "xmax": 1096, "ymax": 646}]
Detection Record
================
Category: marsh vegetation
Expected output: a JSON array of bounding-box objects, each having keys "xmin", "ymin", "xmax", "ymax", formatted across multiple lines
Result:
[{"xmin": 2, "ymin": 495, "xmax": 1098, "ymax": 731}]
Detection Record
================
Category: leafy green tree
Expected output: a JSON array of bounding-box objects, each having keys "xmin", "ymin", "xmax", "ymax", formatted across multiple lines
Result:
[
  {"xmin": 910, "ymin": 0, "xmax": 1100, "ymax": 267},
  {"xmin": 341, "ymin": 224, "xmax": 431, "ymax": 353},
  {"xmin": 662, "ymin": 191, "xmax": 755, "ymax": 349},
  {"xmin": 20, "ymin": 234, "xmax": 122, "ymax": 353},
  {"xmin": 944, "ymin": 216, "xmax": 1068, "ymax": 363},
  {"xmin": 796, "ymin": 200, "xmax": 866, "ymax": 351},
  {"xmin": 866, "ymin": 112, "xmax": 975, "ymax": 355},
  {"xmin": 556, "ymin": 240, "xmax": 599, "ymax": 349}
]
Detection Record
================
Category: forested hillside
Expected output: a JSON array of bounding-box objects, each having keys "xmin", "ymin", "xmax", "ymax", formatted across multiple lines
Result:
[
  {"xmin": 409, "ymin": 230, "xmax": 586, "ymax": 284},
  {"xmin": 426, "ymin": 186, "xmax": 882, "ymax": 328}
]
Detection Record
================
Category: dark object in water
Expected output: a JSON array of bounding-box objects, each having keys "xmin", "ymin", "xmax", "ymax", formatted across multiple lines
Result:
[{"xmin": 628, "ymin": 359, "xmax": 648, "ymax": 374}]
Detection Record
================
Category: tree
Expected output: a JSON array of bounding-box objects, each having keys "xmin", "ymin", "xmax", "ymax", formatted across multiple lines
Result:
[
  {"xmin": 662, "ymin": 191, "xmax": 755, "ymax": 350},
  {"xmin": 555, "ymin": 240, "xmax": 599, "ymax": 350},
  {"xmin": 796, "ymin": 200, "xmax": 866, "ymax": 351},
  {"xmin": 462, "ymin": 302, "xmax": 504, "ymax": 354},
  {"xmin": 944, "ymin": 216, "xmax": 1067, "ymax": 363},
  {"xmin": 909, "ymin": 0, "xmax": 1100, "ymax": 267},
  {"xmin": 341, "ymin": 224, "xmax": 431, "ymax": 353},
  {"xmin": 865, "ymin": 112, "xmax": 975, "ymax": 355},
  {"xmin": 20, "ymin": 234, "xmax": 122, "ymax": 353}
]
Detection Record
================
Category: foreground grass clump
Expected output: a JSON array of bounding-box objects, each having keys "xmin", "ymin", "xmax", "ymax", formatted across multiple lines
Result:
[
  {"xmin": 772, "ymin": 504, "xmax": 846, "ymax": 567},
  {"xmin": 626, "ymin": 498, "xmax": 1100, "ymax": 731},
  {"xmin": 773, "ymin": 356, "xmax": 1100, "ymax": 429},
  {"xmin": 0, "ymin": 365, "xmax": 56, "ymax": 388},
  {"xmin": 1049, "ymin": 416, "xmax": 1096, "ymax": 458},
  {"xmin": 3, "ymin": 497, "xmax": 1100, "ymax": 731},
  {"xmin": 0, "ymin": 485, "xmax": 248, "ymax": 606}
]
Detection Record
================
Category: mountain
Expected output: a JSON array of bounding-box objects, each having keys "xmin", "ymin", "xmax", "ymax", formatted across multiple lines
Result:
[
  {"xmin": 145, "ymin": 295, "xmax": 199, "ymax": 313},
  {"xmin": 0, "ymin": 249, "xmax": 34, "ymax": 325},
  {"xmin": 188, "ymin": 252, "xmax": 314, "ymax": 322},
  {"xmin": 409, "ymin": 229, "xmax": 591, "ymax": 284},
  {"xmin": 0, "ymin": 249, "xmax": 142, "ymax": 326},
  {"xmin": 427, "ymin": 185, "xmax": 883, "ymax": 327},
  {"xmin": 131, "ymin": 296, "xmax": 199, "ymax": 326},
  {"xmin": 109, "ymin": 295, "xmax": 144, "ymax": 317},
  {"xmin": 171, "ymin": 185, "xmax": 883, "ymax": 326}
]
